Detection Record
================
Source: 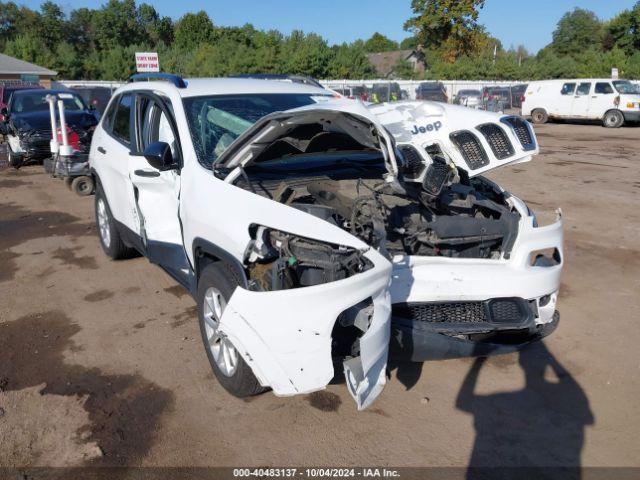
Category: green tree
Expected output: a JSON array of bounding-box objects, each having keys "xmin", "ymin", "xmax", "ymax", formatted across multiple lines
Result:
[
  {"xmin": 606, "ymin": 2, "xmax": 640, "ymax": 56},
  {"xmin": 327, "ymin": 41, "xmax": 374, "ymax": 78},
  {"xmin": 92, "ymin": 0, "xmax": 144, "ymax": 50},
  {"xmin": 551, "ymin": 8, "xmax": 603, "ymax": 56},
  {"xmin": 363, "ymin": 32, "xmax": 398, "ymax": 52},
  {"xmin": 37, "ymin": 1, "xmax": 65, "ymax": 50},
  {"xmin": 174, "ymin": 11, "xmax": 213, "ymax": 50},
  {"xmin": 404, "ymin": 0, "xmax": 487, "ymax": 61}
]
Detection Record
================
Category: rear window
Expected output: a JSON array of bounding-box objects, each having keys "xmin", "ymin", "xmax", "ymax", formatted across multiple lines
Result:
[
  {"xmin": 576, "ymin": 83, "xmax": 591, "ymax": 95},
  {"xmin": 112, "ymin": 94, "xmax": 132, "ymax": 144}
]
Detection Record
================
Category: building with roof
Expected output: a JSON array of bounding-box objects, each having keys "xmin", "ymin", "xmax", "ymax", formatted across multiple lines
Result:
[
  {"xmin": 0, "ymin": 53, "xmax": 57, "ymax": 87},
  {"xmin": 365, "ymin": 49, "xmax": 426, "ymax": 78}
]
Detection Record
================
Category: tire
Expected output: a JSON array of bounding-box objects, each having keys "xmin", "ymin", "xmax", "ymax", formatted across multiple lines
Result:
[
  {"xmin": 7, "ymin": 146, "xmax": 23, "ymax": 169},
  {"xmin": 71, "ymin": 175, "xmax": 94, "ymax": 196},
  {"xmin": 197, "ymin": 263, "xmax": 265, "ymax": 398},
  {"xmin": 94, "ymin": 186, "xmax": 133, "ymax": 260},
  {"xmin": 603, "ymin": 109, "xmax": 624, "ymax": 128},
  {"xmin": 531, "ymin": 108, "xmax": 548, "ymax": 124}
]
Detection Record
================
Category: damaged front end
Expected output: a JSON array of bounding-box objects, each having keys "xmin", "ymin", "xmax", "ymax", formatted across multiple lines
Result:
[
  {"xmin": 210, "ymin": 100, "xmax": 562, "ymax": 408},
  {"xmin": 218, "ymin": 226, "xmax": 391, "ymax": 410}
]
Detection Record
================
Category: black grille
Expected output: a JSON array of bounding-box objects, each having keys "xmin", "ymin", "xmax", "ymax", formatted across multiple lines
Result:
[
  {"xmin": 501, "ymin": 117, "xmax": 535, "ymax": 150},
  {"xmin": 394, "ymin": 302, "xmax": 487, "ymax": 324},
  {"xmin": 488, "ymin": 299, "xmax": 525, "ymax": 323},
  {"xmin": 477, "ymin": 124, "xmax": 514, "ymax": 159},
  {"xmin": 449, "ymin": 131, "xmax": 489, "ymax": 170},
  {"xmin": 399, "ymin": 145, "xmax": 424, "ymax": 177},
  {"xmin": 393, "ymin": 298, "xmax": 531, "ymax": 328},
  {"xmin": 422, "ymin": 159, "xmax": 450, "ymax": 197}
]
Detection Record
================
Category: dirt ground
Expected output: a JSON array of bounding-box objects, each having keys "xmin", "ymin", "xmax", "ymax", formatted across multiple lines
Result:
[{"xmin": 1, "ymin": 122, "xmax": 639, "ymax": 470}]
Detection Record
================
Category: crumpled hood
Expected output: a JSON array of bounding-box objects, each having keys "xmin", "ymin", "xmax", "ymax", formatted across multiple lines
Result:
[
  {"xmin": 215, "ymin": 99, "xmax": 400, "ymax": 178},
  {"xmin": 369, "ymin": 101, "xmax": 539, "ymax": 177},
  {"xmin": 11, "ymin": 110, "xmax": 97, "ymax": 133}
]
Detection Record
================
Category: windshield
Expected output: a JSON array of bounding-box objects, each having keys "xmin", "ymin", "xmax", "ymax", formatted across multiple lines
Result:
[
  {"xmin": 184, "ymin": 93, "xmax": 332, "ymax": 167},
  {"xmin": 613, "ymin": 81, "xmax": 639, "ymax": 94},
  {"xmin": 11, "ymin": 92, "xmax": 87, "ymax": 113}
]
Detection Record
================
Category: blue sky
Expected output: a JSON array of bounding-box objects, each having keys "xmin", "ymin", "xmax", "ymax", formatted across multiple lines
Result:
[{"xmin": 24, "ymin": 0, "xmax": 639, "ymax": 53}]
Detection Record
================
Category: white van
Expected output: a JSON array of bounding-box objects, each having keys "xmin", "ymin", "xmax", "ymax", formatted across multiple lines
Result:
[{"xmin": 522, "ymin": 79, "xmax": 640, "ymax": 127}]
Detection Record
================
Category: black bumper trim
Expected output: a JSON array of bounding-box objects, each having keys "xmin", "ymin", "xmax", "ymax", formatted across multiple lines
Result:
[
  {"xmin": 390, "ymin": 311, "xmax": 559, "ymax": 362},
  {"xmin": 622, "ymin": 111, "xmax": 640, "ymax": 123}
]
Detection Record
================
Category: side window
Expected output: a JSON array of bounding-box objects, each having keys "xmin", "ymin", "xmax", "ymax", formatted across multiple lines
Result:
[
  {"xmin": 101, "ymin": 95, "xmax": 119, "ymax": 132},
  {"xmin": 137, "ymin": 95, "xmax": 178, "ymax": 160},
  {"xmin": 561, "ymin": 83, "xmax": 576, "ymax": 95},
  {"xmin": 595, "ymin": 82, "xmax": 614, "ymax": 94},
  {"xmin": 112, "ymin": 94, "xmax": 132, "ymax": 144},
  {"xmin": 576, "ymin": 83, "xmax": 591, "ymax": 96}
]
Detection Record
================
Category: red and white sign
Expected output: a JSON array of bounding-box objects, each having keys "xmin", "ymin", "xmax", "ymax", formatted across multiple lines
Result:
[{"xmin": 135, "ymin": 52, "xmax": 160, "ymax": 73}]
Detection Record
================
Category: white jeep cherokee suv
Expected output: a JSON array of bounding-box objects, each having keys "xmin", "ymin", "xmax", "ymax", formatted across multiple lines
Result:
[{"xmin": 90, "ymin": 74, "xmax": 563, "ymax": 410}]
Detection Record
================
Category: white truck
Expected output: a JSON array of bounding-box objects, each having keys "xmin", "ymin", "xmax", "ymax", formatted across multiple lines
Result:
[
  {"xmin": 522, "ymin": 78, "xmax": 640, "ymax": 127},
  {"xmin": 89, "ymin": 74, "xmax": 563, "ymax": 409}
]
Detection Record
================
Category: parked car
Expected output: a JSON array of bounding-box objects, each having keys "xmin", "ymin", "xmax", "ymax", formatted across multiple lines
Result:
[
  {"xmin": 371, "ymin": 82, "xmax": 403, "ymax": 103},
  {"xmin": 90, "ymin": 74, "xmax": 562, "ymax": 410},
  {"xmin": 416, "ymin": 82, "xmax": 448, "ymax": 102},
  {"xmin": 0, "ymin": 82, "xmax": 39, "ymax": 123},
  {"xmin": 453, "ymin": 89, "xmax": 482, "ymax": 108},
  {"xmin": 69, "ymin": 86, "xmax": 115, "ymax": 115},
  {"xmin": 482, "ymin": 86, "xmax": 512, "ymax": 111},
  {"xmin": 0, "ymin": 89, "xmax": 99, "ymax": 168},
  {"xmin": 510, "ymin": 84, "xmax": 528, "ymax": 109},
  {"xmin": 522, "ymin": 78, "xmax": 640, "ymax": 127},
  {"xmin": 333, "ymin": 85, "xmax": 369, "ymax": 102}
]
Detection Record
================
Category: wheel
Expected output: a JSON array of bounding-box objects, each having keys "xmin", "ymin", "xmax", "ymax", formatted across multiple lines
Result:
[
  {"xmin": 197, "ymin": 263, "xmax": 265, "ymax": 398},
  {"xmin": 64, "ymin": 177, "xmax": 73, "ymax": 190},
  {"xmin": 71, "ymin": 175, "xmax": 94, "ymax": 196},
  {"xmin": 94, "ymin": 186, "xmax": 133, "ymax": 260},
  {"xmin": 531, "ymin": 109, "xmax": 548, "ymax": 124},
  {"xmin": 603, "ymin": 110, "xmax": 624, "ymax": 128},
  {"xmin": 7, "ymin": 146, "xmax": 23, "ymax": 169}
]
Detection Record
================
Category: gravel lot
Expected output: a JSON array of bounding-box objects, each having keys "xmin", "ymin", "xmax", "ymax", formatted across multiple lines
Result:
[{"xmin": 1, "ymin": 122, "xmax": 639, "ymax": 470}]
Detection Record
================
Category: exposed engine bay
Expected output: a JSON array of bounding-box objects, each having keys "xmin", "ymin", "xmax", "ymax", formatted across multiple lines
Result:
[
  {"xmin": 215, "ymin": 108, "xmax": 525, "ymax": 295},
  {"xmin": 239, "ymin": 147, "xmax": 520, "ymax": 279}
]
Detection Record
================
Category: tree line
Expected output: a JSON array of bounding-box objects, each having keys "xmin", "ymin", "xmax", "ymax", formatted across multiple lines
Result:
[{"xmin": 0, "ymin": 0, "xmax": 638, "ymax": 81}]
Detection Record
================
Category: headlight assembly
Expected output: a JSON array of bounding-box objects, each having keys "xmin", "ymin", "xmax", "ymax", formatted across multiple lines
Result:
[{"xmin": 244, "ymin": 225, "xmax": 373, "ymax": 291}]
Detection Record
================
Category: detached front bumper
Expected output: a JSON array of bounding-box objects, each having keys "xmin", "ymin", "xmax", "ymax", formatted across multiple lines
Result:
[
  {"xmin": 389, "ymin": 199, "xmax": 563, "ymax": 361},
  {"xmin": 219, "ymin": 249, "xmax": 392, "ymax": 410}
]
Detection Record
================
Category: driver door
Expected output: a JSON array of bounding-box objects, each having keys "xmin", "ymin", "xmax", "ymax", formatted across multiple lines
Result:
[{"xmin": 128, "ymin": 93, "xmax": 194, "ymax": 290}]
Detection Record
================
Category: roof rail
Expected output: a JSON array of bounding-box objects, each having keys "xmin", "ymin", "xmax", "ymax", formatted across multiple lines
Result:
[{"xmin": 128, "ymin": 73, "xmax": 187, "ymax": 89}]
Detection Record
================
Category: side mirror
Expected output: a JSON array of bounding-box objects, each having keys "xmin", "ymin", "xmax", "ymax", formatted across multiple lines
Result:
[{"xmin": 143, "ymin": 141, "xmax": 175, "ymax": 171}]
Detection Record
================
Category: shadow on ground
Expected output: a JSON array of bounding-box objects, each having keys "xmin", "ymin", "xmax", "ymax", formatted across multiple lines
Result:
[{"xmin": 0, "ymin": 311, "xmax": 174, "ymax": 466}]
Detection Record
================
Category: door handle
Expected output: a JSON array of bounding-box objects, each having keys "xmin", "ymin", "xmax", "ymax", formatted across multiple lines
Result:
[
  {"xmin": 134, "ymin": 169, "xmax": 160, "ymax": 178},
  {"xmin": 97, "ymin": 146, "xmax": 106, "ymax": 154}
]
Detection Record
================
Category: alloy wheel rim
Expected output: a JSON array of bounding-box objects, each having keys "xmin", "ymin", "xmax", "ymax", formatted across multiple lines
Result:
[
  {"xmin": 203, "ymin": 287, "xmax": 238, "ymax": 377},
  {"xmin": 96, "ymin": 198, "xmax": 111, "ymax": 248}
]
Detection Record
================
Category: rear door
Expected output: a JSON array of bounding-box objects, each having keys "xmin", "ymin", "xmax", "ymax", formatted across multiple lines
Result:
[
  {"xmin": 571, "ymin": 82, "xmax": 592, "ymax": 117},
  {"xmin": 127, "ymin": 92, "xmax": 193, "ymax": 290},
  {"xmin": 93, "ymin": 93, "xmax": 140, "ymax": 233},
  {"xmin": 552, "ymin": 82, "xmax": 576, "ymax": 117}
]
